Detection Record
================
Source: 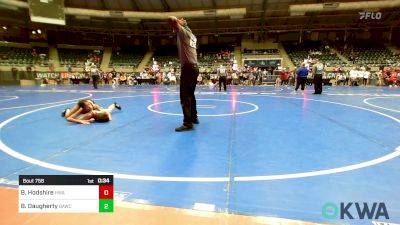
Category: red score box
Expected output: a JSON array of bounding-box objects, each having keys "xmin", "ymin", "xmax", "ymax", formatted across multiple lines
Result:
[{"xmin": 99, "ymin": 185, "xmax": 114, "ymax": 199}]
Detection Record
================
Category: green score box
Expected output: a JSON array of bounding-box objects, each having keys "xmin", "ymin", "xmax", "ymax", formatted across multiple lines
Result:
[{"xmin": 99, "ymin": 199, "xmax": 114, "ymax": 213}]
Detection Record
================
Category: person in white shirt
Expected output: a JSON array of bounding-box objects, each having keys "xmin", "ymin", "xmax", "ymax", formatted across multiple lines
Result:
[
  {"xmin": 377, "ymin": 70, "xmax": 384, "ymax": 86},
  {"xmin": 90, "ymin": 64, "xmax": 99, "ymax": 89},
  {"xmin": 362, "ymin": 68, "xmax": 371, "ymax": 86},
  {"xmin": 218, "ymin": 65, "xmax": 227, "ymax": 91},
  {"xmin": 169, "ymin": 73, "xmax": 177, "ymax": 85},
  {"xmin": 197, "ymin": 73, "xmax": 203, "ymax": 85},
  {"xmin": 349, "ymin": 67, "xmax": 359, "ymax": 86},
  {"xmin": 84, "ymin": 59, "xmax": 93, "ymax": 73},
  {"xmin": 336, "ymin": 72, "xmax": 346, "ymax": 86}
]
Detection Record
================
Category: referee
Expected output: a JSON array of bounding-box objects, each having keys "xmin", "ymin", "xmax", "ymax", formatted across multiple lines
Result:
[
  {"xmin": 312, "ymin": 59, "xmax": 324, "ymax": 94},
  {"xmin": 168, "ymin": 16, "xmax": 199, "ymax": 132},
  {"xmin": 90, "ymin": 62, "xmax": 99, "ymax": 89},
  {"xmin": 218, "ymin": 65, "xmax": 227, "ymax": 91}
]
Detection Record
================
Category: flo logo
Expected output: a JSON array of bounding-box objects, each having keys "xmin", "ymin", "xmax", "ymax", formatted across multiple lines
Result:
[
  {"xmin": 322, "ymin": 202, "xmax": 389, "ymax": 220},
  {"xmin": 359, "ymin": 11, "xmax": 382, "ymax": 20}
]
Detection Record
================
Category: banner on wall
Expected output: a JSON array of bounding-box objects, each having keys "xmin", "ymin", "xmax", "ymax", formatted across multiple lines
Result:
[
  {"xmin": 243, "ymin": 59, "xmax": 282, "ymax": 68},
  {"xmin": 35, "ymin": 72, "xmax": 61, "ymax": 79},
  {"xmin": 35, "ymin": 72, "xmax": 70, "ymax": 79}
]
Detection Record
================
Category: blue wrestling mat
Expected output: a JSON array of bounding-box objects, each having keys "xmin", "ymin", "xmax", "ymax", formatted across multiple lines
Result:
[{"xmin": 0, "ymin": 84, "xmax": 399, "ymax": 224}]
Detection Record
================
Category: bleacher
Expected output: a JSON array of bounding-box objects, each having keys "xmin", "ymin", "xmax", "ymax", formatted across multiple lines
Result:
[
  {"xmin": 0, "ymin": 46, "xmax": 49, "ymax": 67},
  {"xmin": 109, "ymin": 46, "xmax": 147, "ymax": 68},
  {"xmin": 342, "ymin": 44, "xmax": 399, "ymax": 66},
  {"xmin": 58, "ymin": 48, "xmax": 102, "ymax": 67},
  {"xmin": 197, "ymin": 44, "xmax": 234, "ymax": 69},
  {"xmin": 283, "ymin": 42, "xmax": 346, "ymax": 67},
  {"xmin": 149, "ymin": 45, "xmax": 180, "ymax": 69}
]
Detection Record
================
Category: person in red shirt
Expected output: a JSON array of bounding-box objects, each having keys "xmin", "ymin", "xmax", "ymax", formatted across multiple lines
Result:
[
  {"xmin": 388, "ymin": 73, "xmax": 398, "ymax": 87},
  {"xmin": 280, "ymin": 68, "xmax": 290, "ymax": 86},
  {"xmin": 382, "ymin": 69, "xmax": 390, "ymax": 86}
]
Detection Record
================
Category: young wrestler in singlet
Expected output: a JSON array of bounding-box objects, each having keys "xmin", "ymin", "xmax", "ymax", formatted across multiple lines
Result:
[{"xmin": 62, "ymin": 99, "xmax": 121, "ymax": 124}]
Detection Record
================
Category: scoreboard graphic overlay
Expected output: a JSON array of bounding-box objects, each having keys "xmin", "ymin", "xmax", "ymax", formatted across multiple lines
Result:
[{"xmin": 19, "ymin": 175, "xmax": 113, "ymax": 213}]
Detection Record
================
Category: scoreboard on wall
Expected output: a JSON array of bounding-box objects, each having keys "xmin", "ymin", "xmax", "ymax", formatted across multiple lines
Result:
[
  {"xmin": 19, "ymin": 175, "xmax": 113, "ymax": 213},
  {"xmin": 28, "ymin": 0, "xmax": 66, "ymax": 25},
  {"xmin": 244, "ymin": 59, "xmax": 282, "ymax": 68}
]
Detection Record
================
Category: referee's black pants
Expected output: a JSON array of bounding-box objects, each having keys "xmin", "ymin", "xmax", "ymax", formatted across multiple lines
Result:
[
  {"xmin": 219, "ymin": 76, "xmax": 227, "ymax": 91},
  {"xmin": 180, "ymin": 64, "xmax": 199, "ymax": 127},
  {"xmin": 92, "ymin": 75, "xmax": 99, "ymax": 89},
  {"xmin": 313, "ymin": 74, "xmax": 323, "ymax": 94}
]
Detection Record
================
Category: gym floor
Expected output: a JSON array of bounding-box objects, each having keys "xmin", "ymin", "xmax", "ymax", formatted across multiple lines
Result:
[{"xmin": 0, "ymin": 84, "xmax": 399, "ymax": 225}]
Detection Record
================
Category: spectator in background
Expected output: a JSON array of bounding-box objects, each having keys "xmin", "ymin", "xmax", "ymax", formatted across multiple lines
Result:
[
  {"xmin": 294, "ymin": 63, "xmax": 308, "ymax": 93},
  {"xmin": 42, "ymin": 77, "xmax": 49, "ymax": 85},
  {"xmin": 388, "ymin": 70, "xmax": 398, "ymax": 87},
  {"xmin": 275, "ymin": 76, "xmax": 281, "ymax": 87},
  {"xmin": 289, "ymin": 67, "xmax": 297, "ymax": 86},
  {"xmin": 111, "ymin": 67, "xmax": 117, "ymax": 79},
  {"xmin": 197, "ymin": 73, "xmax": 203, "ymax": 85},
  {"xmin": 268, "ymin": 66, "xmax": 274, "ymax": 76},
  {"xmin": 119, "ymin": 73, "xmax": 128, "ymax": 85},
  {"xmin": 169, "ymin": 72, "xmax": 177, "ymax": 85},
  {"xmin": 376, "ymin": 69, "xmax": 384, "ymax": 86},
  {"xmin": 48, "ymin": 58, "xmax": 55, "ymax": 72},
  {"xmin": 280, "ymin": 67, "xmax": 290, "ymax": 86},
  {"xmin": 11, "ymin": 67, "xmax": 18, "ymax": 80},
  {"xmin": 104, "ymin": 72, "xmax": 111, "ymax": 85},
  {"xmin": 383, "ymin": 69, "xmax": 390, "ymax": 86},
  {"xmin": 336, "ymin": 71, "xmax": 346, "ymax": 86},
  {"xmin": 31, "ymin": 48, "xmax": 37, "ymax": 58},
  {"xmin": 67, "ymin": 64, "xmax": 73, "ymax": 73},
  {"xmin": 349, "ymin": 54, "xmax": 355, "ymax": 63},
  {"xmin": 362, "ymin": 68, "xmax": 371, "ymax": 86},
  {"xmin": 85, "ymin": 58, "xmax": 92, "ymax": 73},
  {"xmin": 349, "ymin": 67, "xmax": 359, "ymax": 86},
  {"xmin": 26, "ymin": 65, "xmax": 33, "ymax": 79}
]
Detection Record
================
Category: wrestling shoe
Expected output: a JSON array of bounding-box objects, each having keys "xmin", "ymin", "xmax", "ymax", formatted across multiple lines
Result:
[
  {"xmin": 175, "ymin": 125, "xmax": 194, "ymax": 132},
  {"xmin": 114, "ymin": 102, "xmax": 122, "ymax": 110}
]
